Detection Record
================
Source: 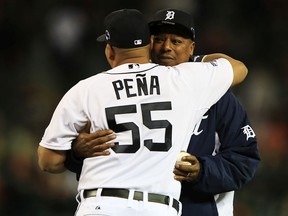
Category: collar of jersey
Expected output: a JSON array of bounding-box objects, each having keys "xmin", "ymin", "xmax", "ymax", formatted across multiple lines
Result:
[{"xmin": 106, "ymin": 63, "xmax": 158, "ymax": 74}]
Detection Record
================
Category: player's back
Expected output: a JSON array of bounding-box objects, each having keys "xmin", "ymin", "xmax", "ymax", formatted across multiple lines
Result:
[{"xmin": 77, "ymin": 61, "xmax": 232, "ymax": 199}]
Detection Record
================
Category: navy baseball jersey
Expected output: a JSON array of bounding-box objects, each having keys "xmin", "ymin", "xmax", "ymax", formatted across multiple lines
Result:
[
  {"xmin": 40, "ymin": 60, "xmax": 233, "ymax": 200},
  {"xmin": 180, "ymin": 91, "xmax": 260, "ymax": 216}
]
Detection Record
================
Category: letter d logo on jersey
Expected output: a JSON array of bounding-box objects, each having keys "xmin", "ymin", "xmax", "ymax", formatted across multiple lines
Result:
[{"xmin": 165, "ymin": 11, "xmax": 175, "ymax": 20}]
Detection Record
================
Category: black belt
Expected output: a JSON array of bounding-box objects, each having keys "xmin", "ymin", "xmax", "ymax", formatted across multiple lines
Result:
[{"xmin": 84, "ymin": 188, "xmax": 179, "ymax": 212}]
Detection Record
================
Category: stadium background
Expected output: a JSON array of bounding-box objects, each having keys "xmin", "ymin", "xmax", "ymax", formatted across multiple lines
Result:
[{"xmin": 0, "ymin": 0, "xmax": 287, "ymax": 215}]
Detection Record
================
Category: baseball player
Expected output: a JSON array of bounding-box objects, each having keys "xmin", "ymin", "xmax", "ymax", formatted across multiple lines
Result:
[
  {"xmin": 65, "ymin": 9, "xmax": 259, "ymax": 216},
  {"xmin": 38, "ymin": 9, "xmax": 248, "ymax": 216},
  {"xmin": 64, "ymin": 8, "xmax": 259, "ymax": 216},
  {"xmin": 149, "ymin": 9, "xmax": 261, "ymax": 216}
]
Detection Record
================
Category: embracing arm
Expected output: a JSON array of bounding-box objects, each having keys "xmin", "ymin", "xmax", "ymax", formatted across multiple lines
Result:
[
  {"xmin": 203, "ymin": 53, "xmax": 248, "ymax": 87},
  {"xmin": 38, "ymin": 146, "xmax": 67, "ymax": 173}
]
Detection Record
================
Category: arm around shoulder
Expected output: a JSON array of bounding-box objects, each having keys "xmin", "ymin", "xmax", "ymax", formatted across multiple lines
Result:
[{"xmin": 203, "ymin": 53, "xmax": 248, "ymax": 87}]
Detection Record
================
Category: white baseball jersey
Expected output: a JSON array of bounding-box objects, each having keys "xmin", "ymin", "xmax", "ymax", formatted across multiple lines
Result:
[{"xmin": 39, "ymin": 59, "xmax": 233, "ymax": 200}]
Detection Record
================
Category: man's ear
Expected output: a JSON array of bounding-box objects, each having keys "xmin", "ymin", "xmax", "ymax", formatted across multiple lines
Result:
[
  {"xmin": 105, "ymin": 44, "xmax": 115, "ymax": 67},
  {"xmin": 189, "ymin": 41, "xmax": 196, "ymax": 56},
  {"xmin": 150, "ymin": 35, "xmax": 154, "ymax": 51}
]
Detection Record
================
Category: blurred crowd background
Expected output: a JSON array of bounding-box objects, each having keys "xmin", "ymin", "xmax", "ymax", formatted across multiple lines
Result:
[{"xmin": 0, "ymin": 0, "xmax": 287, "ymax": 215}]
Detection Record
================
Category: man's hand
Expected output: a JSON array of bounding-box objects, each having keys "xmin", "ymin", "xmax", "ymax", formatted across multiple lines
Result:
[
  {"xmin": 173, "ymin": 153, "xmax": 201, "ymax": 182},
  {"xmin": 73, "ymin": 121, "xmax": 116, "ymax": 159}
]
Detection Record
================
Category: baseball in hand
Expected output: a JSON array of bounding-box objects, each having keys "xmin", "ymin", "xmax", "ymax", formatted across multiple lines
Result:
[{"xmin": 176, "ymin": 151, "xmax": 191, "ymax": 165}]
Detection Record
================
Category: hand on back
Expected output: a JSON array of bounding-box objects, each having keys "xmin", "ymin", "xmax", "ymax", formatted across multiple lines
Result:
[{"xmin": 73, "ymin": 121, "xmax": 116, "ymax": 158}]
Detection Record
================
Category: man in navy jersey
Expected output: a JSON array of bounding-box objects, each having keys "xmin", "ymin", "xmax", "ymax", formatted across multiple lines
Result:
[{"xmin": 64, "ymin": 9, "xmax": 260, "ymax": 215}]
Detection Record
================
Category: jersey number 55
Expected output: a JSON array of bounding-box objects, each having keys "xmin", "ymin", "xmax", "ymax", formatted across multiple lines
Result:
[{"xmin": 105, "ymin": 101, "xmax": 172, "ymax": 153}]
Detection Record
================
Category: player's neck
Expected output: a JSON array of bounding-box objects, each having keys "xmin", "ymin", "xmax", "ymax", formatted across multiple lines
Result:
[
  {"xmin": 118, "ymin": 56, "xmax": 150, "ymax": 65},
  {"xmin": 111, "ymin": 58, "xmax": 150, "ymax": 68},
  {"xmin": 112, "ymin": 47, "xmax": 151, "ymax": 68}
]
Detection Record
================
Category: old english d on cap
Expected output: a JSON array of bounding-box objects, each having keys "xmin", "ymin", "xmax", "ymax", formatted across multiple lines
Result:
[
  {"xmin": 97, "ymin": 9, "xmax": 150, "ymax": 48},
  {"xmin": 149, "ymin": 8, "xmax": 195, "ymax": 40}
]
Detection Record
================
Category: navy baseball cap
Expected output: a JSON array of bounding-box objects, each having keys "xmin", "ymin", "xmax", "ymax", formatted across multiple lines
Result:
[
  {"xmin": 97, "ymin": 9, "xmax": 150, "ymax": 48},
  {"xmin": 149, "ymin": 9, "xmax": 195, "ymax": 41}
]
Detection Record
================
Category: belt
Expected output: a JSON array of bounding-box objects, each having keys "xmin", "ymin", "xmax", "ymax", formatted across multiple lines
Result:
[{"xmin": 84, "ymin": 188, "xmax": 179, "ymax": 212}]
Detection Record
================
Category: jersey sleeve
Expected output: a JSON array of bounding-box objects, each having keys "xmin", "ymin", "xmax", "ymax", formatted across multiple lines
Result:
[
  {"xmin": 177, "ymin": 58, "xmax": 234, "ymax": 111},
  {"xmin": 184, "ymin": 91, "xmax": 261, "ymax": 195},
  {"xmin": 39, "ymin": 81, "xmax": 88, "ymax": 150}
]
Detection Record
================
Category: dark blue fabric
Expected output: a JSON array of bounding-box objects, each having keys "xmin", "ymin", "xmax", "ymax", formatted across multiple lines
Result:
[{"xmin": 180, "ymin": 90, "xmax": 260, "ymax": 216}]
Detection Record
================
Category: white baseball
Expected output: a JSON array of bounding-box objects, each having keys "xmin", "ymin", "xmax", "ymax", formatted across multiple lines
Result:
[{"xmin": 176, "ymin": 151, "xmax": 191, "ymax": 165}]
